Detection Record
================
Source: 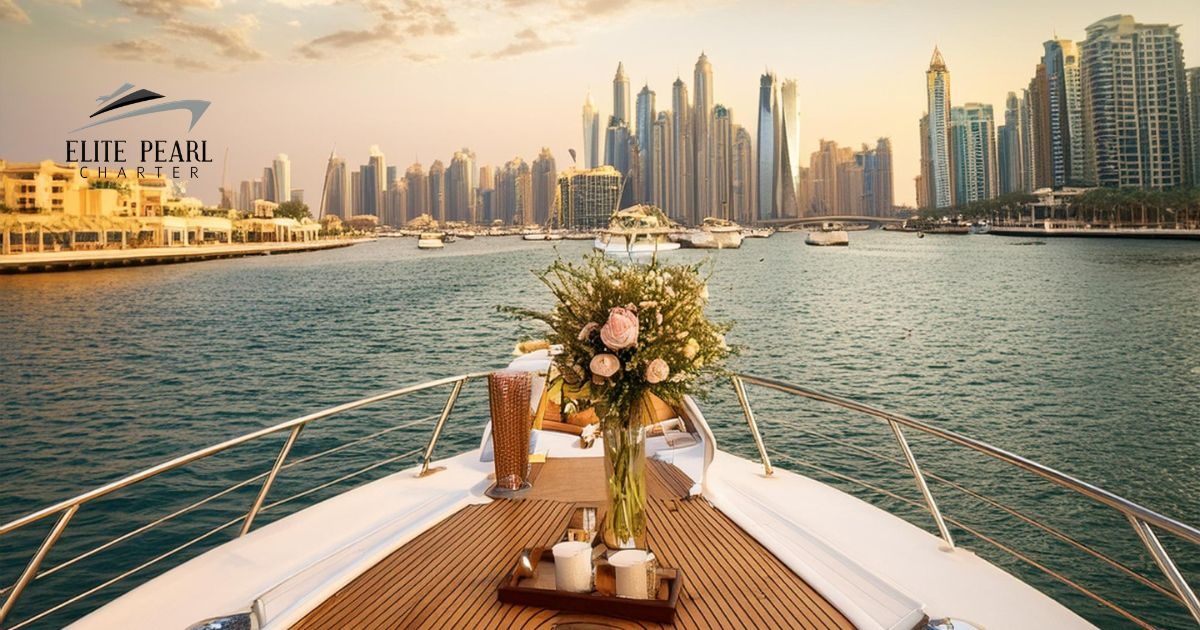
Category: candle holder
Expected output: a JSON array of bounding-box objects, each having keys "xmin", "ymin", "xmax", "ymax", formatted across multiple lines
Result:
[{"xmin": 486, "ymin": 370, "xmax": 533, "ymax": 499}]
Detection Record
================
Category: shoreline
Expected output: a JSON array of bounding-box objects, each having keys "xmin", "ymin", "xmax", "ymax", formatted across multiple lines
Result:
[
  {"xmin": 0, "ymin": 238, "xmax": 374, "ymax": 274},
  {"xmin": 989, "ymin": 226, "xmax": 1200, "ymax": 240}
]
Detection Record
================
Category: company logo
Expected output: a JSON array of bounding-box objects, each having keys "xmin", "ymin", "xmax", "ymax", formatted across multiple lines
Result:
[{"xmin": 71, "ymin": 82, "xmax": 211, "ymax": 133}]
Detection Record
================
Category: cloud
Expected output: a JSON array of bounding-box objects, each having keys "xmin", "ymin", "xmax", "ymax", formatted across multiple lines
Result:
[
  {"xmin": 161, "ymin": 15, "xmax": 263, "ymax": 60},
  {"xmin": 287, "ymin": 18, "xmax": 301, "ymax": 27},
  {"xmin": 296, "ymin": 0, "xmax": 457, "ymax": 60},
  {"xmin": 488, "ymin": 27, "xmax": 569, "ymax": 59},
  {"xmin": 116, "ymin": 0, "xmax": 220, "ymax": 19},
  {"xmin": 0, "ymin": 0, "xmax": 30, "ymax": 23},
  {"xmin": 102, "ymin": 38, "xmax": 217, "ymax": 70}
]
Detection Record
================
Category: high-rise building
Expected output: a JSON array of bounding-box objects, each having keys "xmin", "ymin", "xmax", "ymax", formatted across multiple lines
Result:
[
  {"xmin": 1042, "ymin": 38, "xmax": 1085, "ymax": 186},
  {"xmin": 951, "ymin": 103, "xmax": 998, "ymax": 204},
  {"xmin": 635, "ymin": 85, "xmax": 656, "ymax": 204},
  {"xmin": 382, "ymin": 181, "xmax": 406, "ymax": 227},
  {"xmin": 732, "ymin": 125, "xmax": 754, "ymax": 225},
  {"xmin": 582, "ymin": 95, "xmax": 600, "ymax": 169},
  {"xmin": 670, "ymin": 77, "xmax": 693, "ymax": 225},
  {"xmin": 367, "ymin": 146, "xmax": 386, "ymax": 217},
  {"xmin": 755, "ymin": 72, "xmax": 779, "ymax": 220},
  {"xmin": 531, "ymin": 147, "xmax": 557, "ymax": 225},
  {"xmin": 477, "ymin": 165, "xmax": 496, "ymax": 224},
  {"xmin": 238, "ymin": 180, "xmax": 254, "ymax": 214},
  {"xmin": 349, "ymin": 170, "xmax": 361, "ymax": 216},
  {"xmin": 1027, "ymin": 64, "xmax": 1052, "ymax": 189},
  {"xmin": 917, "ymin": 115, "xmax": 930, "ymax": 209},
  {"xmin": 811, "ymin": 140, "xmax": 841, "ymax": 214},
  {"xmin": 359, "ymin": 161, "xmax": 378, "ymax": 216},
  {"xmin": 497, "ymin": 157, "xmax": 532, "ymax": 225},
  {"xmin": 272, "ymin": 154, "xmax": 291, "ymax": 205},
  {"xmin": 712, "ymin": 105, "xmax": 734, "ymax": 220},
  {"xmin": 1082, "ymin": 15, "xmax": 1193, "ymax": 189},
  {"xmin": 604, "ymin": 121, "xmax": 633, "ymax": 208},
  {"xmin": 694, "ymin": 53, "xmax": 714, "ymax": 221},
  {"xmin": 446, "ymin": 150, "xmax": 475, "ymax": 223},
  {"xmin": 558, "ymin": 166, "xmax": 621, "ymax": 229},
  {"xmin": 859, "ymin": 138, "xmax": 894, "ymax": 216},
  {"xmin": 428, "ymin": 160, "xmax": 445, "ymax": 222},
  {"xmin": 997, "ymin": 92, "xmax": 1026, "ymax": 194},
  {"xmin": 650, "ymin": 112, "xmax": 672, "ymax": 213},
  {"xmin": 838, "ymin": 156, "xmax": 864, "ymax": 215},
  {"xmin": 925, "ymin": 47, "xmax": 954, "ymax": 208},
  {"xmin": 1019, "ymin": 89, "xmax": 1036, "ymax": 191},
  {"xmin": 262, "ymin": 167, "xmax": 275, "ymax": 202},
  {"xmin": 612, "ymin": 62, "xmax": 630, "ymax": 125},
  {"xmin": 1189, "ymin": 68, "xmax": 1200, "ymax": 185},
  {"xmin": 778, "ymin": 79, "xmax": 800, "ymax": 218},
  {"xmin": 405, "ymin": 162, "xmax": 429, "ymax": 221},
  {"xmin": 320, "ymin": 153, "xmax": 349, "ymax": 219}
]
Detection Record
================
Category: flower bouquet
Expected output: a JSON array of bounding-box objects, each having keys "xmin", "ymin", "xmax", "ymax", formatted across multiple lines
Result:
[{"xmin": 507, "ymin": 254, "xmax": 732, "ymax": 548}]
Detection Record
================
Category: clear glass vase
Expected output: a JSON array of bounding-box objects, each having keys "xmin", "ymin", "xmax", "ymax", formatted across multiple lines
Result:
[{"xmin": 602, "ymin": 421, "xmax": 647, "ymax": 549}]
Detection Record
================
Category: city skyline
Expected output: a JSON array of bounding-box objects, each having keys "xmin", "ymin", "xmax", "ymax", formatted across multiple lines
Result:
[{"xmin": 1, "ymin": 1, "xmax": 1197, "ymax": 210}]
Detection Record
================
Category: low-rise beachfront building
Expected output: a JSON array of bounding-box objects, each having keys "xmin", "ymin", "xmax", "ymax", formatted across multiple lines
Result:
[{"xmin": 0, "ymin": 159, "xmax": 242, "ymax": 253}]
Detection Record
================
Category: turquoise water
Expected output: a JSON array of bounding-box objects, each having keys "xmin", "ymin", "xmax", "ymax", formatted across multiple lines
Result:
[{"xmin": 1, "ymin": 232, "xmax": 1198, "ymax": 628}]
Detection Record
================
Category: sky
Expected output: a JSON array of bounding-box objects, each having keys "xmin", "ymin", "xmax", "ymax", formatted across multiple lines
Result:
[{"xmin": 1, "ymin": 0, "xmax": 1198, "ymax": 208}]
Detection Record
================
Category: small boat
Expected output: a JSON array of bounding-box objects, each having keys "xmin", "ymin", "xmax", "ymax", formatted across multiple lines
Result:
[
  {"xmin": 674, "ymin": 217, "xmax": 744, "ymax": 249},
  {"xmin": 743, "ymin": 227, "xmax": 775, "ymax": 238},
  {"xmin": 593, "ymin": 205, "xmax": 681, "ymax": 257},
  {"xmin": 805, "ymin": 222, "xmax": 849, "ymax": 247},
  {"xmin": 969, "ymin": 221, "xmax": 990, "ymax": 235},
  {"xmin": 417, "ymin": 232, "xmax": 446, "ymax": 249}
]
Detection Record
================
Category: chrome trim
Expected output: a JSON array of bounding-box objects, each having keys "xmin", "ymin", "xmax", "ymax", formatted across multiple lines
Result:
[
  {"xmin": 419, "ymin": 376, "xmax": 468, "ymax": 476},
  {"xmin": 0, "ymin": 372, "xmax": 486, "ymax": 627},
  {"xmin": 887, "ymin": 420, "xmax": 954, "ymax": 549},
  {"xmin": 735, "ymin": 373, "xmax": 1200, "ymax": 627},
  {"xmin": 730, "ymin": 376, "xmax": 773, "ymax": 476}
]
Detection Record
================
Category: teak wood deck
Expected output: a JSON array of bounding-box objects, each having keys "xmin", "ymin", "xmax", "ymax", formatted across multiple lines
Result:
[{"xmin": 293, "ymin": 457, "xmax": 853, "ymax": 629}]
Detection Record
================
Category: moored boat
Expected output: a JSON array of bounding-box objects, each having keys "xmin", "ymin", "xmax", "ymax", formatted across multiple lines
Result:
[
  {"xmin": 673, "ymin": 217, "xmax": 745, "ymax": 249},
  {"xmin": 417, "ymin": 232, "xmax": 446, "ymax": 249},
  {"xmin": 805, "ymin": 222, "xmax": 850, "ymax": 246},
  {"xmin": 593, "ymin": 205, "xmax": 681, "ymax": 257}
]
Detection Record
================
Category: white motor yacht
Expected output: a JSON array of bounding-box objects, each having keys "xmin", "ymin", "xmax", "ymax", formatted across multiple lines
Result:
[
  {"xmin": 806, "ymin": 222, "xmax": 850, "ymax": 247},
  {"xmin": 417, "ymin": 232, "xmax": 446, "ymax": 249},
  {"xmin": 593, "ymin": 205, "xmax": 681, "ymax": 258},
  {"xmin": 1, "ymin": 352, "xmax": 1198, "ymax": 630}
]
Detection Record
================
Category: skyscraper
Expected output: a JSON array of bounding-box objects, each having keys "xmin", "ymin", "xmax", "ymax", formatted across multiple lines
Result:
[
  {"xmin": 1020, "ymin": 88, "xmax": 1036, "ymax": 191},
  {"xmin": 349, "ymin": 170, "xmax": 361, "ymax": 215},
  {"xmin": 712, "ymin": 105, "xmax": 734, "ymax": 220},
  {"xmin": 1081, "ymin": 15, "xmax": 1193, "ymax": 189},
  {"xmin": 612, "ymin": 62, "xmax": 630, "ymax": 125},
  {"xmin": 531, "ymin": 148, "xmax": 557, "ymax": 225},
  {"xmin": 405, "ymin": 162, "xmax": 429, "ymax": 221},
  {"xmin": 477, "ymin": 165, "xmax": 496, "ymax": 224},
  {"xmin": 447, "ymin": 150, "xmax": 474, "ymax": 223},
  {"xmin": 1027, "ymin": 64, "xmax": 1052, "ymax": 189},
  {"xmin": 866, "ymin": 138, "xmax": 894, "ymax": 216},
  {"xmin": 428, "ymin": 160, "xmax": 445, "ymax": 222},
  {"xmin": 321, "ymin": 153, "xmax": 350, "ymax": 219},
  {"xmin": 650, "ymin": 112, "xmax": 672, "ymax": 213},
  {"xmin": 272, "ymin": 154, "xmax": 291, "ymax": 205},
  {"xmin": 917, "ymin": 115, "xmax": 930, "ymax": 209},
  {"xmin": 1042, "ymin": 38, "xmax": 1084, "ymax": 186},
  {"xmin": 1189, "ymin": 68, "xmax": 1200, "ymax": 186},
  {"xmin": 951, "ymin": 103, "xmax": 998, "ymax": 204},
  {"xmin": 359, "ymin": 160, "xmax": 378, "ymax": 216},
  {"xmin": 262, "ymin": 166, "xmax": 275, "ymax": 202},
  {"xmin": 238, "ymin": 179, "xmax": 254, "ymax": 214},
  {"xmin": 693, "ymin": 53, "xmax": 714, "ymax": 221},
  {"xmin": 755, "ymin": 72, "xmax": 779, "ymax": 220},
  {"xmin": 811, "ymin": 140, "xmax": 841, "ymax": 214},
  {"xmin": 582, "ymin": 95, "xmax": 600, "ymax": 169},
  {"xmin": 604, "ymin": 121, "xmax": 633, "ymax": 207},
  {"xmin": 997, "ymin": 92, "xmax": 1026, "ymax": 194},
  {"xmin": 925, "ymin": 47, "xmax": 954, "ymax": 208},
  {"xmin": 778, "ymin": 79, "xmax": 800, "ymax": 218},
  {"xmin": 670, "ymin": 77, "xmax": 693, "ymax": 225},
  {"xmin": 732, "ymin": 126, "xmax": 754, "ymax": 224},
  {"xmin": 367, "ymin": 145, "xmax": 386, "ymax": 217},
  {"xmin": 635, "ymin": 85, "xmax": 656, "ymax": 204},
  {"xmin": 497, "ymin": 157, "xmax": 532, "ymax": 225}
]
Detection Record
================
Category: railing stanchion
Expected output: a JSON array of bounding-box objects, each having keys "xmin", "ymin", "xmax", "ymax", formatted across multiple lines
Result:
[
  {"xmin": 731, "ymin": 376, "xmax": 773, "ymax": 476},
  {"xmin": 1128, "ymin": 515, "xmax": 1200, "ymax": 625},
  {"xmin": 888, "ymin": 420, "xmax": 955, "ymax": 549},
  {"xmin": 419, "ymin": 377, "xmax": 466, "ymax": 477},
  {"xmin": 0, "ymin": 505, "xmax": 78, "ymax": 625},
  {"xmin": 240, "ymin": 424, "xmax": 304, "ymax": 536}
]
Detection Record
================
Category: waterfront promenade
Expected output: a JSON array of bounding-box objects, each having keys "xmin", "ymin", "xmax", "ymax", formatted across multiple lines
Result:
[
  {"xmin": 990, "ymin": 225, "xmax": 1200, "ymax": 240},
  {"xmin": 0, "ymin": 238, "xmax": 373, "ymax": 273}
]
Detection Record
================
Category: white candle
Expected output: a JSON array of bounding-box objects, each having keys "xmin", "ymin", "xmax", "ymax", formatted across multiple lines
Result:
[
  {"xmin": 552, "ymin": 541, "xmax": 593, "ymax": 593},
  {"xmin": 608, "ymin": 549, "xmax": 652, "ymax": 599}
]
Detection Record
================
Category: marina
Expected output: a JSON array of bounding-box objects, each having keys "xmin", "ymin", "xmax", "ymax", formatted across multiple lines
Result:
[
  {"xmin": 1, "ymin": 232, "xmax": 1198, "ymax": 628},
  {"xmin": 0, "ymin": 238, "xmax": 370, "ymax": 273}
]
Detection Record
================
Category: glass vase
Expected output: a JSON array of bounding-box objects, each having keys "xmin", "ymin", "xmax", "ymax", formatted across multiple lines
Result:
[{"xmin": 602, "ymin": 420, "xmax": 648, "ymax": 549}]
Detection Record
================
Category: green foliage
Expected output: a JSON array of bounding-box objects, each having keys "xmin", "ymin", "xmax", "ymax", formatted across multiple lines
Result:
[
  {"xmin": 275, "ymin": 200, "xmax": 311, "ymax": 220},
  {"xmin": 504, "ymin": 253, "xmax": 733, "ymax": 429},
  {"xmin": 89, "ymin": 180, "xmax": 131, "ymax": 196}
]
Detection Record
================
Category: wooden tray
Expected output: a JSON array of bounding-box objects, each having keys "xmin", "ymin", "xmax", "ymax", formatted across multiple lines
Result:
[{"xmin": 497, "ymin": 548, "xmax": 683, "ymax": 624}]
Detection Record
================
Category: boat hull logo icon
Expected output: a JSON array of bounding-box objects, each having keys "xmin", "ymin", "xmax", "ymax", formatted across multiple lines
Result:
[{"xmin": 72, "ymin": 83, "xmax": 210, "ymax": 133}]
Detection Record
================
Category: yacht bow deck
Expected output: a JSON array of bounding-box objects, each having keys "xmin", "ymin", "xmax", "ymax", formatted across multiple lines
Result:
[{"xmin": 293, "ymin": 458, "xmax": 855, "ymax": 629}]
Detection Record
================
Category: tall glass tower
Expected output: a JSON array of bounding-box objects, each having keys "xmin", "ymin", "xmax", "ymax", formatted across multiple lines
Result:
[
  {"xmin": 756, "ymin": 72, "xmax": 779, "ymax": 220},
  {"xmin": 693, "ymin": 53, "xmax": 714, "ymax": 220},
  {"xmin": 779, "ymin": 79, "xmax": 799, "ymax": 218},
  {"xmin": 582, "ymin": 94, "xmax": 599, "ymax": 169},
  {"xmin": 926, "ymin": 47, "xmax": 953, "ymax": 208},
  {"xmin": 636, "ymin": 85, "xmax": 656, "ymax": 204},
  {"xmin": 612, "ymin": 63, "xmax": 630, "ymax": 125}
]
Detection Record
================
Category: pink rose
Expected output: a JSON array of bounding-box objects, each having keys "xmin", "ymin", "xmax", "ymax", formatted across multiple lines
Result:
[
  {"xmin": 645, "ymin": 358, "xmax": 669, "ymax": 384},
  {"xmin": 600, "ymin": 307, "xmax": 639, "ymax": 350},
  {"xmin": 590, "ymin": 353, "xmax": 620, "ymax": 378},
  {"xmin": 578, "ymin": 322, "xmax": 599, "ymax": 341}
]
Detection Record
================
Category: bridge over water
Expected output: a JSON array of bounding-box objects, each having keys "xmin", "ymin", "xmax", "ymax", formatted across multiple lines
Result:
[{"xmin": 755, "ymin": 215, "xmax": 905, "ymax": 228}]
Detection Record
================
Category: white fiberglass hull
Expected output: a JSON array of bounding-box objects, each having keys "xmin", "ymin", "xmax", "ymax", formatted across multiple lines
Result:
[
  {"xmin": 416, "ymin": 239, "xmax": 444, "ymax": 249},
  {"xmin": 592, "ymin": 238, "xmax": 681, "ymax": 257},
  {"xmin": 805, "ymin": 230, "xmax": 849, "ymax": 246}
]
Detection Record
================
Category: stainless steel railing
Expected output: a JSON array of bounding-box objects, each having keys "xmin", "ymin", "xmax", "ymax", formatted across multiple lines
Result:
[
  {"xmin": 0, "ymin": 372, "xmax": 488, "ymax": 628},
  {"xmin": 729, "ymin": 373, "xmax": 1200, "ymax": 628}
]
